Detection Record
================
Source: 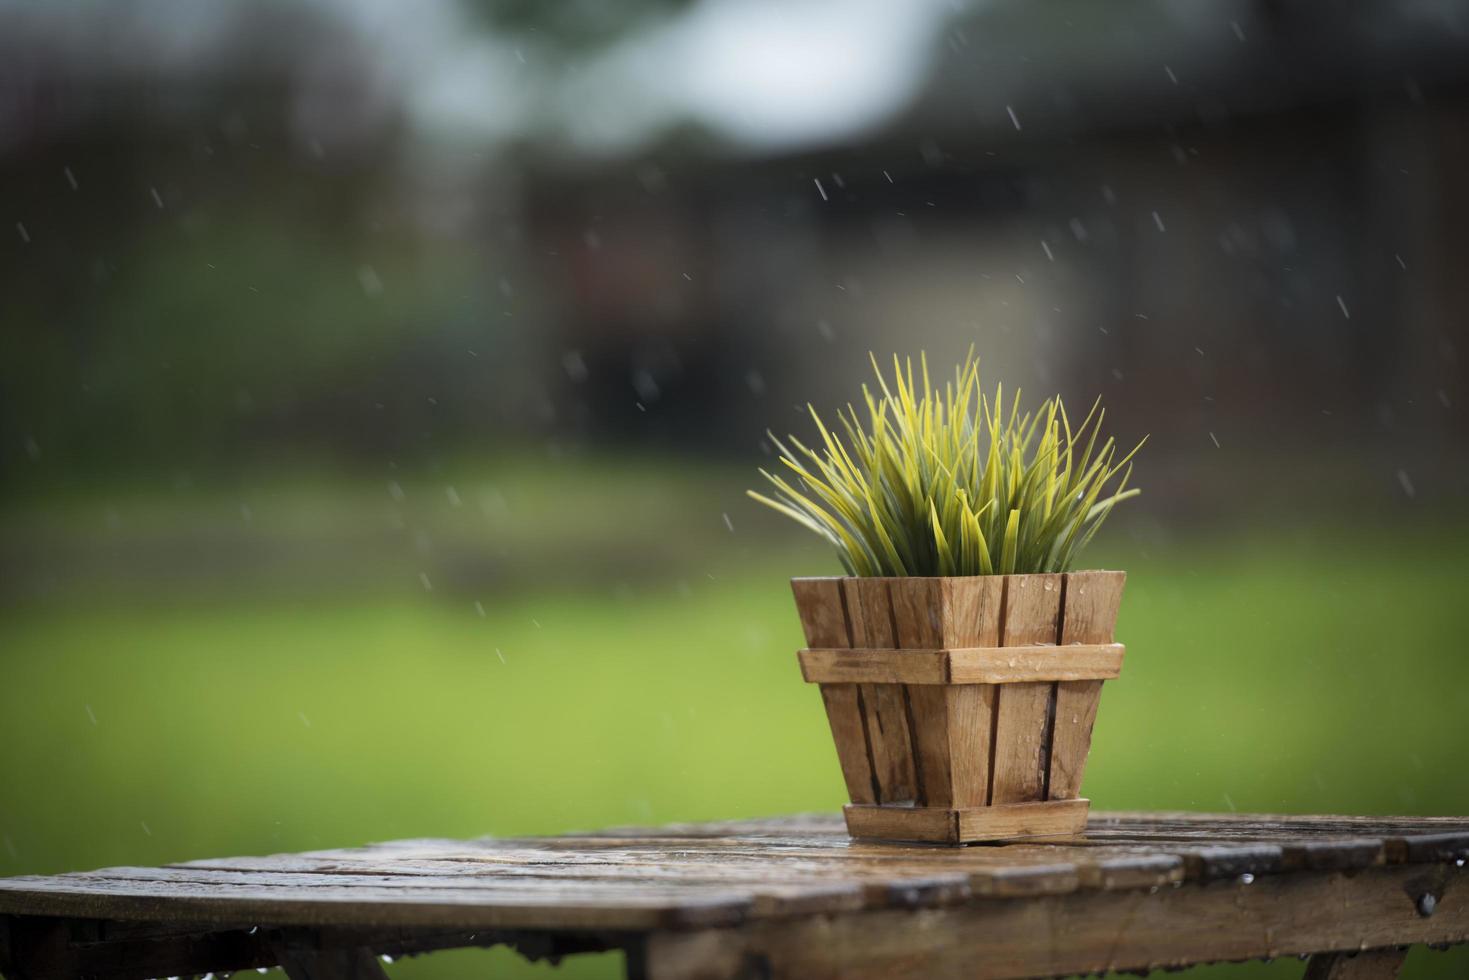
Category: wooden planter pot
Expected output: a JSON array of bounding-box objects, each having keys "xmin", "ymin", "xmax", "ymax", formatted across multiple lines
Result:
[{"xmin": 792, "ymin": 571, "xmax": 1125, "ymax": 845}]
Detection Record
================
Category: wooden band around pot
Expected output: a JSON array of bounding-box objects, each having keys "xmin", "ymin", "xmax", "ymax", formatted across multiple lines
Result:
[
  {"xmin": 798, "ymin": 643, "xmax": 1124, "ymax": 685},
  {"xmin": 844, "ymin": 797, "xmax": 1090, "ymax": 845}
]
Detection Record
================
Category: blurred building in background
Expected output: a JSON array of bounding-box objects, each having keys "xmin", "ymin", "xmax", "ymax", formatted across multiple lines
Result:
[{"xmin": 3, "ymin": 0, "xmax": 1468, "ymax": 504}]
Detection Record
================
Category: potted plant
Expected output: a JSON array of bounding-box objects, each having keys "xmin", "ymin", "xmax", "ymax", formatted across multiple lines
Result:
[{"xmin": 750, "ymin": 352, "xmax": 1144, "ymax": 844}]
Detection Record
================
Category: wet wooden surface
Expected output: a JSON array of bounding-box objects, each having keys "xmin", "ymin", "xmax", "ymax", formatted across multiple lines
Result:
[{"xmin": 2, "ymin": 811, "xmax": 1467, "ymax": 978}]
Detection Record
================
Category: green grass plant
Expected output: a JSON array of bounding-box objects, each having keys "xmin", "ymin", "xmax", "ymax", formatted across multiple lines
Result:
[{"xmin": 749, "ymin": 351, "xmax": 1145, "ymax": 576}]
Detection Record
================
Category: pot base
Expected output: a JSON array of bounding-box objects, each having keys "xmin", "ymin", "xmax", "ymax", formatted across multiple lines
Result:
[{"xmin": 844, "ymin": 798, "xmax": 1089, "ymax": 846}]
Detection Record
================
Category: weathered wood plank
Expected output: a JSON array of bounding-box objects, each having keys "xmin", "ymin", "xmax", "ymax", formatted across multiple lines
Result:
[
  {"xmin": 799, "ymin": 648, "xmax": 950, "ymax": 684},
  {"xmin": 0, "ymin": 872, "xmax": 756, "ymax": 930},
  {"xmin": 797, "ymin": 644, "xmax": 1123, "ymax": 685},
  {"xmin": 949, "ymin": 643, "xmax": 1123, "ymax": 684},
  {"xmin": 817, "ymin": 684, "xmax": 878, "ymax": 804},
  {"xmin": 638, "ymin": 864, "xmax": 1469, "ymax": 980},
  {"xmin": 989, "ymin": 574, "xmax": 1062, "ymax": 804},
  {"xmin": 936, "ymin": 578, "xmax": 1002, "ymax": 808},
  {"xmin": 888, "ymin": 579, "xmax": 950, "ymax": 808},
  {"xmin": 1048, "ymin": 570, "xmax": 1125, "ymax": 800},
  {"xmin": 842, "ymin": 578, "xmax": 915, "ymax": 803},
  {"xmin": 3, "ymin": 812, "xmax": 1467, "ymax": 949},
  {"xmin": 167, "ymin": 844, "xmax": 1192, "ymax": 907},
  {"xmin": 844, "ymin": 799, "xmax": 1089, "ymax": 846},
  {"xmin": 791, "ymin": 579, "xmax": 877, "ymax": 806},
  {"xmin": 790, "ymin": 579, "xmax": 848, "ymax": 649},
  {"xmin": 955, "ymin": 798, "xmax": 1089, "ymax": 843}
]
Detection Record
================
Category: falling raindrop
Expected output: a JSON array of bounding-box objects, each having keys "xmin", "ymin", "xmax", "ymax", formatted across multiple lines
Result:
[
  {"xmin": 357, "ymin": 265, "xmax": 384, "ymax": 297},
  {"xmin": 1396, "ymin": 469, "xmax": 1416, "ymax": 499}
]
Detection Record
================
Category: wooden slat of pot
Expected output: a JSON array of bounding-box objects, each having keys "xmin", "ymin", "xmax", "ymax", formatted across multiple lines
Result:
[
  {"xmin": 842, "ymin": 578, "xmax": 917, "ymax": 804},
  {"xmin": 797, "ymin": 645, "xmax": 1123, "ymax": 684},
  {"xmin": 791, "ymin": 578, "xmax": 876, "ymax": 805},
  {"xmin": 888, "ymin": 579, "xmax": 949, "ymax": 807},
  {"xmin": 1049, "ymin": 570, "xmax": 1126, "ymax": 800},
  {"xmin": 939, "ymin": 578, "xmax": 1005, "ymax": 807},
  {"xmin": 989, "ymin": 574, "xmax": 1064, "ymax": 804},
  {"xmin": 890, "ymin": 578, "xmax": 1003, "ymax": 809}
]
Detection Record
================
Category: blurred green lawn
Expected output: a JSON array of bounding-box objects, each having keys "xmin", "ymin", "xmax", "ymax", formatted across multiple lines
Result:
[{"xmin": 2, "ymin": 475, "xmax": 1467, "ymax": 978}]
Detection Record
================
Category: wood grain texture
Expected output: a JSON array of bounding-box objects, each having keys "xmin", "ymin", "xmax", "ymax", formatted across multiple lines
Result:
[
  {"xmin": 956, "ymin": 799, "xmax": 1089, "ymax": 843},
  {"xmin": 818, "ymin": 685, "xmax": 877, "ymax": 804},
  {"xmin": 799, "ymin": 648, "xmax": 949, "ymax": 684},
  {"xmin": 1049, "ymin": 570, "xmax": 1126, "ymax": 800},
  {"xmin": 1057, "ymin": 571, "xmax": 1126, "ymax": 645},
  {"xmin": 989, "ymin": 574, "xmax": 1063, "ymax": 804},
  {"xmin": 888, "ymin": 579, "xmax": 950, "ymax": 807},
  {"xmin": 841, "ymin": 578, "xmax": 915, "ymax": 804},
  {"xmin": 638, "ymin": 862, "xmax": 1467, "ymax": 980},
  {"xmin": 880, "ymin": 578, "xmax": 1004, "ymax": 810},
  {"xmin": 790, "ymin": 578, "xmax": 849, "ymax": 648},
  {"xmin": 798, "ymin": 644, "xmax": 1123, "ymax": 685},
  {"xmin": 0, "ymin": 810, "xmax": 1465, "ymax": 978},
  {"xmin": 937, "ymin": 579, "xmax": 1002, "ymax": 808},
  {"xmin": 1303, "ymin": 948, "xmax": 1409, "ymax": 980},
  {"xmin": 844, "ymin": 800, "xmax": 1089, "ymax": 845},
  {"xmin": 791, "ymin": 579, "xmax": 876, "ymax": 805},
  {"xmin": 948, "ymin": 644, "xmax": 1121, "ymax": 683}
]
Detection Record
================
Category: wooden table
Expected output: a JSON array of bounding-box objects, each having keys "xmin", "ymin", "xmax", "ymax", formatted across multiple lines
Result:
[{"xmin": 2, "ymin": 811, "xmax": 1467, "ymax": 979}]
